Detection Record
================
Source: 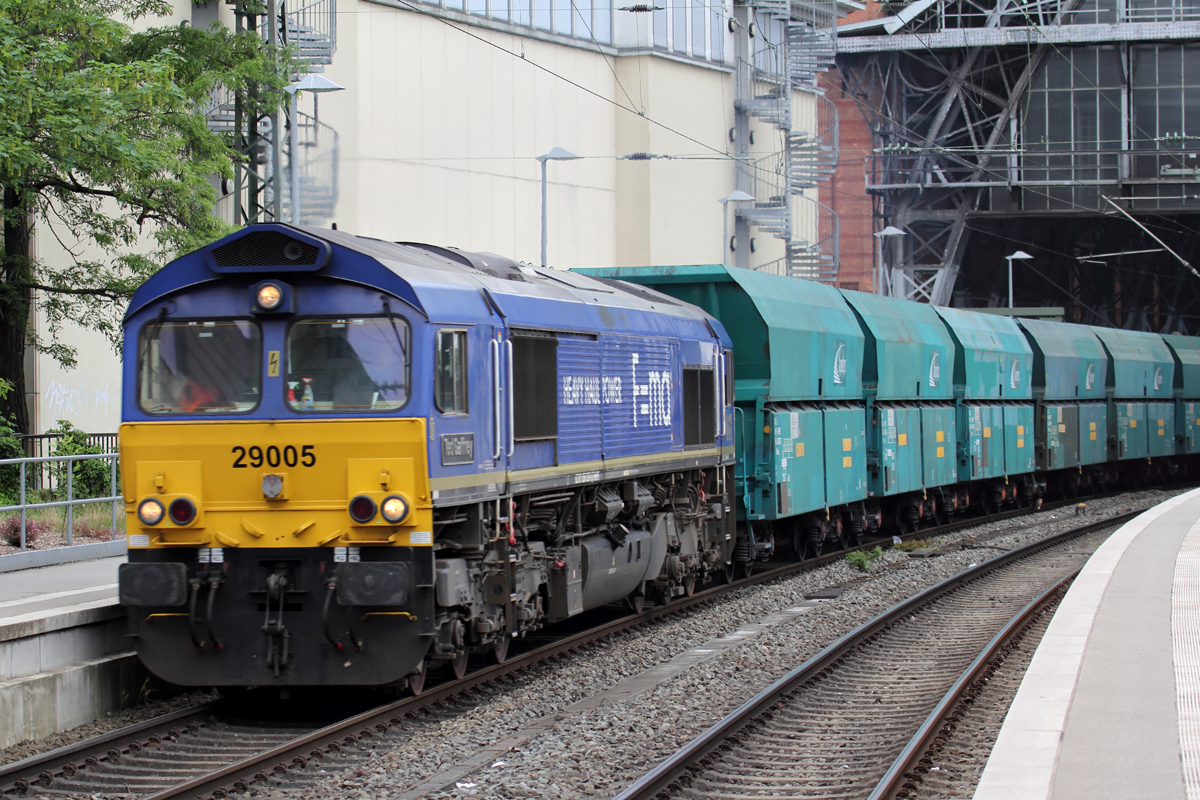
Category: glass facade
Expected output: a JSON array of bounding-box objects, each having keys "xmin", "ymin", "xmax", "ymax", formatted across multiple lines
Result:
[
  {"xmin": 1022, "ymin": 48, "xmax": 1122, "ymax": 210},
  {"xmin": 653, "ymin": 0, "xmax": 727, "ymax": 63},
  {"xmin": 422, "ymin": 0, "xmax": 613, "ymax": 44},
  {"xmin": 1019, "ymin": 45, "xmax": 1200, "ymax": 211}
]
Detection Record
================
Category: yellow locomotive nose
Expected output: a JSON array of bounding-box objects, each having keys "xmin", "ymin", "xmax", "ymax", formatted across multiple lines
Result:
[{"xmin": 120, "ymin": 418, "xmax": 431, "ymax": 549}]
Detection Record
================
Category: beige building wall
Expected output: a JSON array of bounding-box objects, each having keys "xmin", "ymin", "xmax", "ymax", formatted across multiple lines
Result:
[{"xmin": 26, "ymin": 0, "xmax": 822, "ymax": 432}]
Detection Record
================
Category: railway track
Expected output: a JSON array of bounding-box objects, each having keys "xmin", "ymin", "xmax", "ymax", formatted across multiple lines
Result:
[
  {"xmin": 0, "ymin": 498, "xmax": 1150, "ymax": 799},
  {"xmin": 612, "ymin": 510, "xmax": 1132, "ymax": 800}
]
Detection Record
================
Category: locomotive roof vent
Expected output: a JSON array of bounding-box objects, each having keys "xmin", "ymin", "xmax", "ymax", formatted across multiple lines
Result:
[{"xmin": 209, "ymin": 227, "xmax": 330, "ymax": 273}]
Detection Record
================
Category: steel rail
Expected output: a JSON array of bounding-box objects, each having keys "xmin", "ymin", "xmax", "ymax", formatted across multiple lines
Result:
[
  {"xmin": 0, "ymin": 494, "xmax": 1153, "ymax": 799},
  {"xmin": 0, "ymin": 704, "xmax": 218, "ymax": 794},
  {"xmin": 610, "ymin": 508, "xmax": 1140, "ymax": 800},
  {"xmin": 867, "ymin": 569, "xmax": 1078, "ymax": 800}
]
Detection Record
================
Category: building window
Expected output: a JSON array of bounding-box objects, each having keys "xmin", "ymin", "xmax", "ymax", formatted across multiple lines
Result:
[
  {"xmin": 436, "ymin": 330, "xmax": 469, "ymax": 415},
  {"xmin": 653, "ymin": 0, "xmax": 725, "ymax": 62},
  {"xmin": 423, "ymin": 0, "xmax": 610, "ymax": 43},
  {"xmin": 1021, "ymin": 47, "xmax": 1122, "ymax": 210},
  {"xmin": 512, "ymin": 334, "xmax": 558, "ymax": 440}
]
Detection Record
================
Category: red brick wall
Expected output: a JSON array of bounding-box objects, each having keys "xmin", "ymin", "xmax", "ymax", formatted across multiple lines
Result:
[
  {"xmin": 820, "ymin": 68, "xmax": 876, "ymax": 292},
  {"xmin": 820, "ymin": 4, "xmax": 887, "ymax": 291}
]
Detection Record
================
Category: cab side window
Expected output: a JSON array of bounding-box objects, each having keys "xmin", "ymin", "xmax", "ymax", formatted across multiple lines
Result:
[{"xmin": 435, "ymin": 330, "xmax": 468, "ymax": 414}]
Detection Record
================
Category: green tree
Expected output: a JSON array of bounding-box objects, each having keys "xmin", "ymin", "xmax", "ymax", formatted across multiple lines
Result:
[{"xmin": 0, "ymin": 0, "xmax": 291, "ymax": 432}]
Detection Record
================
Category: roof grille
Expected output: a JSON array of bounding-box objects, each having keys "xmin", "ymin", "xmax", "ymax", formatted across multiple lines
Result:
[{"xmin": 212, "ymin": 231, "xmax": 321, "ymax": 268}]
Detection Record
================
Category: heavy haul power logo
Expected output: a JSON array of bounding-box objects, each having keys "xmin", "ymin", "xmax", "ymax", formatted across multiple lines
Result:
[
  {"xmin": 562, "ymin": 354, "xmax": 669, "ymax": 428},
  {"xmin": 1155, "ymin": 366, "xmax": 1164, "ymax": 391},
  {"xmin": 833, "ymin": 341, "xmax": 848, "ymax": 386},
  {"xmin": 1010, "ymin": 358, "xmax": 1021, "ymax": 390},
  {"xmin": 928, "ymin": 351, "xmax": 941, "ymax": 388},
  {"xmin": 1085, "ymin": 362, "xmax": 1096, "ymax": 391}
]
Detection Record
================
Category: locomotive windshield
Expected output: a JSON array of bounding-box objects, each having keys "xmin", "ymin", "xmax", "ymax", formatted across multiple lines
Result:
[
  {"xmin": 138, "ymin": 319, "xmax": 262, "ymax": 414},
  {"xmin": 286, "ymin": 317, "xmax": 409, "ymax": 412}
]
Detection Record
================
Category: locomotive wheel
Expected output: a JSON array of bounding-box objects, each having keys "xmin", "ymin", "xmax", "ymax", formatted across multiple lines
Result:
[
  {"xmin": 493, "ymin": 634, "xmax": 510, "ymax": 665},
  {"xmin": 407, "ymin": 661, "xmax": 427, "ymax": 696},
  {"xmin": 450, "ymin": 651, "xmax": 469, "ymax": 680}
]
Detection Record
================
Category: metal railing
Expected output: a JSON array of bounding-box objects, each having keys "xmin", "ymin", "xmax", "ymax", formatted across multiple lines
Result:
[{"xmin": 0, "ymin": 452, "xmax": 122, "ymax": 550}]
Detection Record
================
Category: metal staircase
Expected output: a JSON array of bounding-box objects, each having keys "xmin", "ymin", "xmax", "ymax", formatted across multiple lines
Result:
[
  {"xmin": 203, "ymin": 1, "xmax": 339, "ymax": 226},
  {"xmin": 734, "ymin": 0, "xmax": 841, "ymax": 281}
]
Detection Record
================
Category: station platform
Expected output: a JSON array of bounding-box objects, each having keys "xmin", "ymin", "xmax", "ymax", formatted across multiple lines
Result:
[
  {"xmin": 0, "ymin": 555, "xmax": 136, "ymax": 749},
  {"xmin": 975, "ymin": 487, "xmax": 1200, "ymax": 800},
  {"xmin": 0, "ymin": 555, "xmax": 121, "ymax": 621}
]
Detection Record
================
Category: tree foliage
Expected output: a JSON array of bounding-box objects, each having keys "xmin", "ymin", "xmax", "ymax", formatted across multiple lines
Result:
[{"xmin": 0, "ymin": 0, "xmax": 291, "ymax": 432}]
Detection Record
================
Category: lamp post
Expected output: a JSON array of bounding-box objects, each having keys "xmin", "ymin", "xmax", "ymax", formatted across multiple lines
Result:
[
  {"xmin": 284, "ymin": 74, "xmax": 345, "ymax": 225},
  {"xmin": 719, "ymin": 191, "xmax": 755, "ymax": 268},
  {"xmin": 873, "ymin": 226, "xmax": 906, "ymax": 296},
  {"xmin": 1005, "ymin": 250, "xmax": 1033, "ymax": 309},
  {"xmin": 537, "ymin": 147, "xmax": 582, "ymax": 268}
]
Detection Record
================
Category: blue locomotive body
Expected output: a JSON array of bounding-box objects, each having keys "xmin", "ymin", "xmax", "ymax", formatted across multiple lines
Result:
[{"xmin": 117, "ymin": 225, "xmax": 735, "ymax": 687}]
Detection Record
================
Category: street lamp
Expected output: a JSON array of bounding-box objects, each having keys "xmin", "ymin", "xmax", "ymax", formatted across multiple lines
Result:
[
  {"xmin": 873, "ymin": 226, "xmax": 906, "ymax": 296},
  {"xmin": 537, "ymin": 147, "xmax": 583, "ymax": 268},
  {"xmin": 285, "ymin": 74, "xmax": 345, "ymax": 225},
  {"xmin": 719, "ymin": 191, "xmax": 755, "ymax": 268},
  {"xmin": 1005, "ymin": 250, "xmax": 1033, "ymax": 309}
]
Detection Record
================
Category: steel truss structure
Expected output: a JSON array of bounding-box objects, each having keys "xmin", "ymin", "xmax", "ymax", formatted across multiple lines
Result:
[{"xmin": 836, "ymin": 0, "xmax": 1200, "ymax": 332}]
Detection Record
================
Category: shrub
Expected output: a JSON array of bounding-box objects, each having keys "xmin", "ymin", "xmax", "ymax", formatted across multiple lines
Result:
[
  {"xmin": 0, "ymin": 516, "xmax": 48, "ymax": 548},
  {"xmin": 846, "ymin": 546, "xmax": 885, "ymax": 572},
  {"xmin": 48, "ymin": 420, "xmax": 112, "ymax": 500},
  {"xmin": 0, "ymin": 382, "xmax": 21, "ymax": 507},
  {"xmin": 73, "ymin": 522, "xmax": 120, "ymax": 541}
]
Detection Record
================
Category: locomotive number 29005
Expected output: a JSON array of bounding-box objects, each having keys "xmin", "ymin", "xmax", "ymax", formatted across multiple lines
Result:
[{"xmin": 231, "ymin": 445, "xmax": 316, "ymax": 469}]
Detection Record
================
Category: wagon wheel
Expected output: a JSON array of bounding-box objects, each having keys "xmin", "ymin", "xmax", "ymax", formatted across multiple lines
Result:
[
  {"xmin": 723, "ymin": 562, "xmax": 736, "ymax": 583},
  {"xmin": 407, "ymin": 661, "xmax": 427, "ymax": 696},
  {"xmin": 735, "ymin": 560, "xmax": 754, "ymax": 580},
  {"xmin": 626, "ymin": 592, "xmax": 646, "ymax": 614},
  {"xmin": 450, "ymin": 651, "xmax": 469, "ymax": 680},
  {"xmin": 806, "ymin": 536, "xmax": 824, "ymax": 560},
  {"xmin": 683, "ymin": 574, "xmax": 697, "ymax": 597},
  {"xmin": 493, "ymin": 634, "xmax": 510, "ymax": 665}
]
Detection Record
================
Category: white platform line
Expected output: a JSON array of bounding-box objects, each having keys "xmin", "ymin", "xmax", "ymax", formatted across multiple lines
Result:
[
  {"xmin": 0, "ymin": 584, "xmax": 118, "ymax": 610},
  {"xmin": 1175, "ymin": 519, "xmax": 1200, "ymax": 800}
]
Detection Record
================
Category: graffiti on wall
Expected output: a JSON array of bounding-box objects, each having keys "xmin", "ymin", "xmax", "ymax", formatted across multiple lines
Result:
[{"xmin": 44, "ymin": 379, "xmax": 115, "ymax": 426}]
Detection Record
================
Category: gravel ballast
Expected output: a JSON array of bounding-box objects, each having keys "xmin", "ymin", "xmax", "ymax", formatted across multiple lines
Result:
[{"xmin": 232, "ymin": 490, "xmax": 1179, "ymax": 800}]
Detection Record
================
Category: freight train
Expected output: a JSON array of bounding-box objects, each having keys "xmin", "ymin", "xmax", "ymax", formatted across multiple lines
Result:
[{"xmin": 117, "ymin": 224, "xmax": 1200, "ymax": 689}]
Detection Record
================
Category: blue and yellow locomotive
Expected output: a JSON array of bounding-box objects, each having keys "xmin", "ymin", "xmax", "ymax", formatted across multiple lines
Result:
[{"xmin": 117, "ymin": 225, "xmax": 736, "ymax": 688}]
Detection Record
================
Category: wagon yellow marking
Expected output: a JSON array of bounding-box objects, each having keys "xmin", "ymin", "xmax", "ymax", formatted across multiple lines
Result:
[
  {"xmin": 937, "ymin": 446, "xmax": 945, "ymax": 458},
  {"xmin": 796, "ymin": 442, "xmax": 804, "ymax": 457},
  {"xmin": 936, "ymin": 430, "xmax": 944, "ymax": 442},
  {"xmin": 842, "ymin": 438, "xmax": 852, "ymax": 452},
  {"xmin": 842, "ymin": 456, "xmax": 852, "ymax": 468},
  {"xmin": 898, "ymin": 433, "xmax": 908, "ymax": 446}
]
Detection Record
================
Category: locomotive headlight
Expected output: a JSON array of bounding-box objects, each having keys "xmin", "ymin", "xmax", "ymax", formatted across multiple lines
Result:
[
  {"xmin": 380, "ymin": 495, "xmax": 410, "ymax": 524},
  {"xmin": 256, "ymin": 282, "xmax": 283, "ymax": 310},
  {"xmin": 349, "ymin": 495, "xmax": 377, "ymax": 524},
  {"xmin": 137, "ymin": 498, "xmax": 165, "ymax": 526}
]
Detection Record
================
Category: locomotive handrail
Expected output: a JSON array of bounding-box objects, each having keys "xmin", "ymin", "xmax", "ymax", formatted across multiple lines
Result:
[
  {"xmin": 492, "ymin": 338, "xmax": 502, "ymax": 461},
  {"xmin": 506, "ymin": 338, "xmax": 515, "ymax": 458}
]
